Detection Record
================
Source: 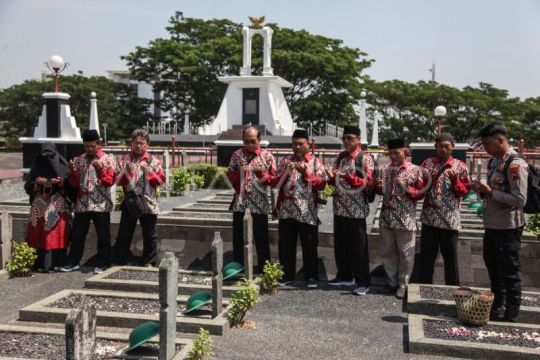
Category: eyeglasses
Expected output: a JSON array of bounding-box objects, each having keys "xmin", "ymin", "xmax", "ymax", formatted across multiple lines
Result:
[
  {"xmin": 243, "ymin": 139, "xmax": 258, "ymax": 145},
  {"xmin": 341, "ymin": 135, "xmax": 358, "ymax": 142}
]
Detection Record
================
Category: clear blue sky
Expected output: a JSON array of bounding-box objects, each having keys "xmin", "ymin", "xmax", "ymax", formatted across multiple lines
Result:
[{"xmin": 1, "ymin": 0, "xmax": 539, "ymax": 99}]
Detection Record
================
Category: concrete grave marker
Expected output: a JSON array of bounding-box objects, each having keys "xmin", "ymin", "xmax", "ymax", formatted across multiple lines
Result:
[
  {"xmin": 159, "ymin": 252, "xmax": 179, "ymax": 360},
  {"xmin": 243, "ymin": 209, "xmax": 253, "ymax": 281},
  {"xmin": 65, "ymin": 294, "xmax": 96, "ymax": 360},
  {"xmin": 211, "ymin": 232, "xmax": 223, "ymax": 318}
]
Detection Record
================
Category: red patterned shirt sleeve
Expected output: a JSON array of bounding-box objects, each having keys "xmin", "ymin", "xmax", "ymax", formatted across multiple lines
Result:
[
  {"xmin": 147, "ymin": 158, "xmax": 165, "ymax": 187},
  {"xmin": 451, "ymin": 163, "xmax": 471, "ymax": 197}
]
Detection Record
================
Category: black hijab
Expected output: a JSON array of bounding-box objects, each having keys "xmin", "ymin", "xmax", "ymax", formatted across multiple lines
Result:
[
  {"xmin": 25, "ymin": 143, "xmax": 70, "ymax": 200},
  {"xmin": 28, "ymin": 143, "xmax": 69, "ymax": 181}
]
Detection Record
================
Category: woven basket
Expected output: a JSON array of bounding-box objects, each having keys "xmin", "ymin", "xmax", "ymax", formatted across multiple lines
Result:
[{"xmin": 452, "ymin": 287, "xmax": 494, "ymax": 325}]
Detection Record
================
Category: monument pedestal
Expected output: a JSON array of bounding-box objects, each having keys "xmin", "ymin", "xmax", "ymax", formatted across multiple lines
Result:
[{"xmin": 19, "ymin": 92, "xmax": 83, "ymax": 174}]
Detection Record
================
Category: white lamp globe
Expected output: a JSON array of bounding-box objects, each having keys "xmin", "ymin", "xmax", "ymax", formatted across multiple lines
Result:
[
  {"xmin": 360, "ymin": 91, "xmax": 366, "ymax": 98},
  {"xmin": 434, "ymin": 105, "xmax": 447, "ymax": 117},
  {"xmin": 48, "ymin": 55, "xmax": 65, "ymax": 71}
]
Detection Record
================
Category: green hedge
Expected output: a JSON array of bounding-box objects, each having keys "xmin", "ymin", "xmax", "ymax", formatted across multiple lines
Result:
[{"xmin": 170, "ymin": 164, "xmax": 230, "ymax": 195}]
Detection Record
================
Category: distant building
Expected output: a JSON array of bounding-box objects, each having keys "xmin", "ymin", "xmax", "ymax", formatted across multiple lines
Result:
[{"xmin": 106, "ymin": 70, "xmax": 166, "ymax": 122}]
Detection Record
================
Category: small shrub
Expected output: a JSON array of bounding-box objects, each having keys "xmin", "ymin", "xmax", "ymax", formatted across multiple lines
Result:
[
  {"xmin": 191, "ymin": 173, "xmax": 205, "ymax": 189},
  {"xmin": 526, "ymin": 213, "xmax": 540, "ymax": 238},
  {"xmin": 171, "ymin": 167, "xmax": 192, "ymax": 195},
  {"xmin": 186, "ymin": 164, "xmax": 229, "ymax": 189},
  {"xmin": 226, "ymin": 278, "xmax": 259, "ymax": 325},
  {"xmin": 115, "ymin": 186, "xmax": 124, "ymax": 204},
  {"xmin": 6, "ymin": 242, "xmax": 37, "ymax": 277},
  {"xmin": 261, "ymin": 260, "xmax": 284, "ymax": 294},
  {"xmin": 187, "ymin": 328, "xmax": 214, "ymax": 360},
  {"xmin": 319, "ymin": 184, "xmax": 334, "ymax": 201}
]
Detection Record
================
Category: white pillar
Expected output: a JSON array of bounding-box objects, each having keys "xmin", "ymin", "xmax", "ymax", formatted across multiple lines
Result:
[
  {"xmin": 359, "ymin": 97, "xmax": 368, "ymax": 146},
  {"xmin": 241, "ymin": 26, "xmax": 252, "ymax": 76},
  {"xmin": 164, "ymin": 150, "xmax": 170, "ymax": 197},
  {"xmin": 184, "ymin": 111, "xmax": 190, "ymax": 135},
  {"xmin": 262, "ymin": 27, "xmax": 274, "ymax": 76},
  {"xmin": 89, "ymin": 92, "xmax": 99, "ymax": 132},
  {"xmin": 370, "ymin": 111, "xmax": 379, "ymax": 147}
]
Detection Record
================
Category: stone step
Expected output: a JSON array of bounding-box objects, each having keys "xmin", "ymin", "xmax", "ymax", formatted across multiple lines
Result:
[
  {"xmin": 84, "ymin": 266, "xmax": 246, "ymax": 297},
  {"xmin": 19, "ymin": 289, "xmax": 231, "ymax": 336},
  {"xmin": 0, "ymin": 323, "xmax": 192, "ymax": 359},
  {"xmin": 158, "ymin": 214, "xmax": 279, "ymax": 229},
  {"xmin": 0, "ymin": 197, "xmax": 29, "ymax": 206},
  {"xmin": 173, "ymin": 203, "xmax": 231, "ymax": 213},
  {"xmin": 370, "ymin": 226, "xmax": 537, "ymax": 241},
  {"xmin": 197, "ymin": 197, "xmax": 233, "ymax": 205}
]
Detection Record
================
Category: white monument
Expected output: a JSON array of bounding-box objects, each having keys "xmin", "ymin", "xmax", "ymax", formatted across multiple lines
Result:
[
  {"xmin": 358, "ymin": 91, "xmax": 369, "ymax": 148},
  {"xmin": 88, "ymin": 92, "xmax": 99, "ymax": 132},
  {"xmin": 206, "ymin": 17, "xmax": 295, "ymax": 135}
]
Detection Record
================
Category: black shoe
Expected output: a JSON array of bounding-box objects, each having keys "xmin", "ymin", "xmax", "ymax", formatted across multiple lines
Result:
[
  {"xmin": 306, "ymin": 279, "xmax": 318, "ymax": 289},
  {"xmin": 60, "ymin": 264, "xmax": 80, "ymax": 272},
  {"xmin": 489, "ymin": 307, "xmax": 506, "ymax": 321},
  {"xmin": 505, "ymin": 304, "xmax": 520, "ymax": 322},
  {"xmin": 328, "ymin": 277, "xmax": 355, "ymax": 286}
]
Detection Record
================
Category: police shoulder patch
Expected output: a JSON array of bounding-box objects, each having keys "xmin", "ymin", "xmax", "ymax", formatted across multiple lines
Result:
[{"xmin": 509, "ymin": 163, "xmax": 521, "ymax": 180}]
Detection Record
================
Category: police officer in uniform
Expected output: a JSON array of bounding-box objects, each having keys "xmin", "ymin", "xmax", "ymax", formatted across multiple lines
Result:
[{"xmin": 474, "ymin": 123, "xmax": 528, "ymax": 322}]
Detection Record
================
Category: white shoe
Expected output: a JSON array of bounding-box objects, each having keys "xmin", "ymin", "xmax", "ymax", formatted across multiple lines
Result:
[
  {"xmin": 352, "ymin": 286, "xmax": 369, "ymax": 296},
  {"xmin": 94, "ymin": 267, "xmax": 106, "ymax": 274}
]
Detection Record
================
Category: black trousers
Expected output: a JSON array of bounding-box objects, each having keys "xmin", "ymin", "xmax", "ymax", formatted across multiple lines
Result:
[
  {"xmin": 232, "ymin": 211, "xmax": 271, "ymax": 272},
  {"xmin": 333, "ymin": 215, "xmax": 370, "ymax": 286},
  {"xmin": 36, "ymin": 249, "xmax": 65, "ymax": 272},
  {"xmin": 419, "ymin": 223, "xmax": 459, "ymax": 285},
  {"xmin": 113, "ymin": 209, "xmax": 158, "ymax": 266},
  {"xmin": 66, "ymin": 212, "xmax": 111, "ymax": 267},
  {"xmin": 278, "ymin": 218, "xmax": 319, "ymax": 281},
  {"xmin": 483, "ymin": 227, "xmax": 523, "ymax": 306}
]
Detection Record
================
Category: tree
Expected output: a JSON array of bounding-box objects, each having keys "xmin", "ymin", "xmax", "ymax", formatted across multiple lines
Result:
[
  {"xmin": 363, "ymin": 80, "xmax": 528, "ymax": 144},
  {"xmin": 0, "ymin": 75, "xmax": 152, "ymax": 143},
  {"xmin": 122, "ymin": 17, "xmax": 373, "ymax": 133}
]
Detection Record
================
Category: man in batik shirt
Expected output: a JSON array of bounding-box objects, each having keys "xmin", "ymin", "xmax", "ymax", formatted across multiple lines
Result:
[
  {"xmin": 419, "ymin": 132, "xmax": 470, "ymax": 285},
  {"xmin": 113, "ymin": 129, "xmax": 165, "ymax": 267},
  {"xmin": 376, "ymin": 138, "xmax": 426, "ymax": 299},
  {"xmin": 258, "ymin": 129, "xmax": 326, "ymax": 288},
  {"xmin": 226, "ymin": 126, "xmax": 274, "ymax": 272},
  {"xmin": 325, "ymin": 125, "xmax": 374, "ymax": 296},
  {"xmin": 61, "ymin": 129, "xmax": 116, "ymax": 274}
]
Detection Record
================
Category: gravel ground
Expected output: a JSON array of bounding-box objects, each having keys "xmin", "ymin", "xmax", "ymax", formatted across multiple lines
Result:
[
  {"xmin": 106, "ymin": 269, "xmax": 214, "ymax": 285},
  {"xmin": 0, "ymin": 332, "xmax": 183, "ymax": 359},
  {"xmin": 423, "ymin": 319, "xmax": 540, "ymax": 348},
  {"xmin": 0, "ymin": 271, "xmax": 92, "ymax": 323},
  {"xmin": 105, "ymin": 269, "xmax": 240, "ymax": 286},
  {"xmin": 212, "ymin": 282, "xmax": 456, "ymax": 360},
  {"xmin": 419, "ymin": 286, "xmax": 539, "ymax": 307},
  {"xmin": 49, "ymin": 293, "xmax": 213, "ymax": 315}
]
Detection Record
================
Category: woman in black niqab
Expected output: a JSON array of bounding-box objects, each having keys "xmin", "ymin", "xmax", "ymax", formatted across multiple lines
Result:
[{"xmin": 24, "ymin": 143, "xmax": 71, "ymax": 272}]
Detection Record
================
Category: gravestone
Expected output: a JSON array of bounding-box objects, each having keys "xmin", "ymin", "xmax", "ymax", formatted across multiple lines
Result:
[
  {"xmin": 211, "ymin": 232, "xmax": 223, "ymax": 318},
  {"xmin": 243, "ymin": 209, "xmax": 253, "ymax": 281},
  {"xmin": 65, "ymin": 295, "xmax": 96, "ymax": 360},
  {"xmin": 159, "ymin": 252, "xmax": 179, "ymax": 360},
  {"xmin": 0, "ymin": 212, "xmax": 12, "ymax": 269}
]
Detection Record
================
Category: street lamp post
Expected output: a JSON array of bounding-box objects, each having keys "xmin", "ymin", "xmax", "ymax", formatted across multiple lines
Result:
[
  {"xmin": 44, "ymin": 55, "xmax": 68, "ymax": 92},
  {"xmin": 434, "ymin": 105, "xmax": 447, "ymax": 135}
]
